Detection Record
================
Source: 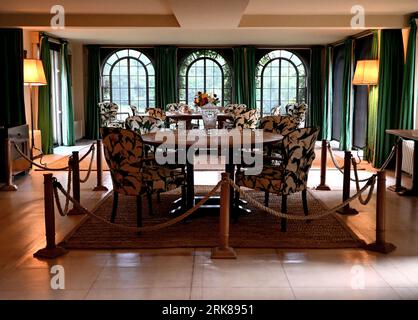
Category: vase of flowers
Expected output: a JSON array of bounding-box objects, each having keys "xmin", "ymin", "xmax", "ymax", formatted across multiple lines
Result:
[{"xmin": 194, "ymin": 91, "xmax": 220, "ymax": 108}]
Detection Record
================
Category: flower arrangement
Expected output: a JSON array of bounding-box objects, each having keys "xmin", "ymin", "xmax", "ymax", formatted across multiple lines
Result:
[{"xmin": 194, "ymin": 91, "xmax": 219, "ymax": 107}]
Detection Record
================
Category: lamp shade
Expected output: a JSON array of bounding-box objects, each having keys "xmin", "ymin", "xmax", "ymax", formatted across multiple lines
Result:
[
  {"xmin": 352, "ymin": 60, "xmax": 379, "ymax": 85},
  {"xmin": 24, "ymin": 59, "xmax": 47, "ymax": 86}
]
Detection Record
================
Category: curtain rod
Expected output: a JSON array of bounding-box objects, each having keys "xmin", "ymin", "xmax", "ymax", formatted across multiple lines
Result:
[
  {"xmin": 98, "ymin": 45, "xmax": 314, "ymax": 49},
  {"xmin": 329, "ymin": 30, "xmax": 374, "ymax": 47}
]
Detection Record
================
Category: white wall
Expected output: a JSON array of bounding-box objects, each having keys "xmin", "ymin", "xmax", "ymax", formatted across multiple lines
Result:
[{"xmin": 70, "ymin": 41, "xmax": 85, "ymax": 140}]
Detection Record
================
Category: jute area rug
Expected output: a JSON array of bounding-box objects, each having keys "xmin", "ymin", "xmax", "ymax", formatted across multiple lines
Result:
[{"xmin": 61, "ymin": 186, "xmax": 365, "ymax": 250}]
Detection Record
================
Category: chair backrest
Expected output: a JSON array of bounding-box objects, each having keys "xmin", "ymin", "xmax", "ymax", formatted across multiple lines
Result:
[
  {"xmin": 98, "ymin": 102, "xmax": 119, "ymax": 127},
  {"xmin": 146, "ymin": 107, "xmax": 166, "ymax": 121},
  {"xmin": 125, "ymin": 115, "xmax": 163, "ymax": 134},
  {"xmin": 270, "ymin": 106, "xmax": 281, "ymax": 116},
  {"xmin": 100, "ymin": 127, "xmax": 145, "ymax": 196},
  {"xmin": 259, "ymin": 115, "xmax": 299, "ymax": 136},
  {"xmin": 166, "ymin": 103, "xmax": 188, "ymax": 112},
  {"xmin": 233, "ymin": 109, "xmax": 259, "ymax": 129},
  {"xmin": 224, "ymin": 104, "xmax": 247, "ymax": 116},
  {"xmin": 129, "ymin": 105, "xmax": 138, "ymax": 116},
  {"xmin": 280, "ymin": 127, "xmax": 319, "ymax": 194},
  {"xmin": 292, "ymin": 103, "xmax": 308, "ymax": 125}
]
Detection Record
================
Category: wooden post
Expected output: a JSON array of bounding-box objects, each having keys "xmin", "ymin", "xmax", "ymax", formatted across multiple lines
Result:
[
  {"xmin": 0, "ymin": 138, "xmax": 18, "ymax": 191},
  {"xmin": 93, "ymin": 140, "xmax": 108, "ymax": 191},
  {"xmin": 365, "ymin": 170, "xmax": 396, "ymax": 253},
  {"xmin": 315, "ymin": 139, "xmax": 331, "ymax": 191},
  {"xmin": 33, "ymin": 174, "xmax": 67, "ymax": 259},
  {"xmin": 388, "ymin": 139, "xmax": 406, "ymax": 193},
  {"xmin": 211, "ymin": 172, "xmax": 237, "ymax": 259},
  {"xmin": 67, "ymin": 151, "xmax": 84, "ymax": 215},
  {"xmin": 337, "ymin": 151, "xmax": 359, "ymax": 215}
]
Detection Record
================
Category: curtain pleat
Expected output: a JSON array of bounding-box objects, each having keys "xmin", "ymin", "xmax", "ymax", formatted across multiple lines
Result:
[
  {"xmin": 339, "ymin": 39, "xmax": 353, "ymax": 151},
  {"xmin": 233, "ymin": 46, "xmax": 256, "ymax": 109},
  {"xmin": 374, "ymin": 29, "xmax": 405, "ymax": 168},
  {"xmin": 399, "ymin": 17, "xmax": 417, "ymax": 130},
  {"xmin": 85, "ymin": 45, "xmax": 101, "ymax": 139},
  {"xmin": 364, "ymin": 31, "xmax": 379, "ymax": 163},
  {"xmin": 155, "ymin": 46, "xmax": 178, "ymax": 110},
  {"xmin": 61, "ymin": 42, "xmax": 75, "ymax": 145},
  {"xmin": 0, "ymin": 28, "xmax": 25, "ymax": 128},
  {"xmin": 309, "ymin": 46, "xmax": 324, "ymax": 137},
  {"xmin": 38, "ymin": 36, "xmax": 54, "ymax": 154}
]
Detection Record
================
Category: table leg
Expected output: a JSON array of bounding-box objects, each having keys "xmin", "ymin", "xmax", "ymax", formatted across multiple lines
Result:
[
  {"xmin": 388, "ymin": 138, "xmax": 407, "ymax": 193},
  {"xmin": 186, "ymin": 151, "xmax": 195, "ymax": 208},
  {"xmin": 399, "ymin": 140, "xmax": 418, "ymax": 196}
]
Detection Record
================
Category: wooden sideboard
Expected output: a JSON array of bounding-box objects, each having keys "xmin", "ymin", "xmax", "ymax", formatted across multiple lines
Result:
[{"xmin": 0, "ymin": 124, "xmax": 31, "ymax": 183}]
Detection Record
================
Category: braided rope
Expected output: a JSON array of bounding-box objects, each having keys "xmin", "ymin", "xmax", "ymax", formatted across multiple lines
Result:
[
  {"xmin": 80, "ymin": 145, "xmax": 96, "ymax": 183},
  {"xmin": 78, "ymin": 143, "xmax": 96, "ymax": 163},
  {"xmin": 13, "ymin": 143, "xmax": 69, "ymax": 171},
  {"xmin": 53, "ymin": 165, "xmax": 72, "ymax": 216},
  {"xmin": 53, "ymin": 180, "xmax": 222, "ymax": 232},
  {"xmin": 228, "ymin": 177, "xmax": 376, "ymax": 220},
  {"xmin": 352, "ymin": 158, "xmax": 376, "ymax": 205}
]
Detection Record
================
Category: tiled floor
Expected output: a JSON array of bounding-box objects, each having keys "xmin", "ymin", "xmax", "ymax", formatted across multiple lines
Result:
[{"xmin": 0, "ymin": 144, "xmax": 418, "ymax": 300}]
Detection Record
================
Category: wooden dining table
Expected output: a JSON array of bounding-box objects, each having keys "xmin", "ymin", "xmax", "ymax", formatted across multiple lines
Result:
[
  {"xmin": 165, "ymin": 112, "xmax": 233, "ymax": 129},
  {"xmin": 141, "ymin": 129, "xmax": 283, "ymax": 215}
]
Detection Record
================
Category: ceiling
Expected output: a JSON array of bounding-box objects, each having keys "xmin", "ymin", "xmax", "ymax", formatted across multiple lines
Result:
[{"xmin": 0, "ymin": 0, "xmax": 416, "ymax": 45}]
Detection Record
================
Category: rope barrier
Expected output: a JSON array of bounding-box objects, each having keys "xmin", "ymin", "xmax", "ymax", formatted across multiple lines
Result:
[
  {"xmin": 79, "ymin": 144, "xmax": 96, "ymax": 183},
  {"xmin": 351, "ymin": 158, "xmax": 376, "ymax": 205},
  {"xmin": 227, "ymin": 177, "xmax": 376, "ymax": 221},
  {"xmin": 53, "ymin": 179, "xmax": 222, "ymax": 232}
]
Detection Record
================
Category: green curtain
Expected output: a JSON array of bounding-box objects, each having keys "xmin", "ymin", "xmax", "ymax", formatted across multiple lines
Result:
[
  {"xmin": 38, "ymin": 36, "xmax": 54, "ymax": 154},
  {"xmin": 85, "ymin": 45, "xmax": 101, "ymax": 139},
  {"xmin": 155, "ymin": 46, "xmax": 178, "ymax": 110},
  {"xmin": 61, "ymin": 42, "xmax": 75, "ymax": 145},
  {"xmin": 233, "ymin": 46, "xmax": 256, "ymax": 108},
  {"xmin": 309, "ymin": 46, "xmax": 324, "ymax": 137},
  {"xmin": 339, "ymin": 39, "xmax": 353, "ymax": 151},
  {"xmin": 364, "ymin": 30, "xmax": 379, "ymax": 163},
  {"xmin": 399, "ymin": 17, "xmax": 417, "ymax": 130},
  {"xmin": 0, "ymin": 28, "xmax": 26, "ymax": 128},
  {"xmin": 374, "ymin": 29, "xmax": 405, "ymax": 168},
  {"xmin": 322, "ymin": 46, "xmax": 332, "ymax": 140}
]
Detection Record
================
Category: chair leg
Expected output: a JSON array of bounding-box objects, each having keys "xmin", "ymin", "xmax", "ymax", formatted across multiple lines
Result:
[
  {"xmin": 147, "ymin": 192, "xmax": 153, "ymax": 216},
  {"xmin": 110, "ymin": 191, "xmax": 119, "ymax": 223},
  {"xmin": 281, "ymin": 195, "xmax": 287, "ymax": 232},
  {"xmin": 137, "ymin": 195, "xmax": 142, "ymax": 233},
  {"xmin": 157, "ymin": 192, "xmax": 161, "ymax": 203},
  {"xmin": 264, "ymin": 192, "xmax": 269, "ymax": 206}
]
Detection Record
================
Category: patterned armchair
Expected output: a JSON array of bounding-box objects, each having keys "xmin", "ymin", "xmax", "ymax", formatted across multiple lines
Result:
[
  {"xmin": 259, "ymin": 115, "xmax": 299, "ymax": 136},
  {"xmin": 100, "ymin": 128, "xmax": 185, "ymax": 228},
  {"xmin": 125, "ymin": 115, "xmax": 164, "ymax": 134},
  {"xmin": 98, "ymin": 102, "xmax": 124, "ymax": 128},
  {"xmin": 232, "ymin": 109, "xmax": 259, "ymax": 129},
  {"xmin": 166, "ymin": 103, "xmax": 189, "ymax": 112},
  {"xmin": 270, "ymin": 105, "xmax": 286, "ymax": 116},
  {"xmin": 224, "ymin": 104, "xmax": 248, "ymax": 116},
  {"xmin": 146, "ymin": 107, "xmax": 166, "ymax": 122},
  {"xmin": 235, "ymin": 127, "xmax": 319, "ymax": 232},
  {"xmin": 130, "ymin": 105, "xmax": 139, "ymax": 116}
]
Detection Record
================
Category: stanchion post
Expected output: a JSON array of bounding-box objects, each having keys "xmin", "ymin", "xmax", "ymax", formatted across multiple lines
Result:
[
  {"xmin": 315, "ymin": 139, "xmax": 331, "ymax": 191},
  {"xmin": 211, "ymin": 173, "xmax": 237, "ymax": 259},
  {"xmin": 365, "ymin": 170, "xmax": 396, "ymax": 253},
  {"xmin": 388, "ymin": 139, "xmax": 406, "ymax": 193},
  {"xmin": 0, "ymin": 138, "xmax": 18, "ymax": 191},
  {"xmin": 67, "ymin": 151, "xmax": 84, "ymax": 215},
  {"xmin": 93, "ymin": 139, "xmax": 108, "ymax": 191},
  {"xmin": 34, "ymin": 173, "xmax": 67, "ymax": 259},
  {"xmin": 337, "ymin": 150, "xmax": 359, "ymax": 215}
]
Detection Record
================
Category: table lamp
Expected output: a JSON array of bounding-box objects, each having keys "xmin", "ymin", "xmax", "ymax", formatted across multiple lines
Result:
[{"xmin": 24, "ymin": 59, "xmax": 47, "ymax": 160}]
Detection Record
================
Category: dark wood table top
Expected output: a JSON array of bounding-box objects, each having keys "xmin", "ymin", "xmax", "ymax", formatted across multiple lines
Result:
[
  {"xmin": 165, "ymin": 112, "xmax": 232, "ymax": 120},
  {"xmin": 141, "ymin": 129, "xmax": 283, "ymax": 148},
  {"xmin": 386, "ymin": 130, "xmax": 418, "ymax": 141}
]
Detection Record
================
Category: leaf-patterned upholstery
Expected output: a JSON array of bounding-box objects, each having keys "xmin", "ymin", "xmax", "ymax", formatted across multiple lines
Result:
[
  {"xmin": 100, "ymin": 128, "xmax": 185, "ymax": 219},
  {"xmin": 146, "ymin": 107, "xmax": 166, "ymax": 121},
  {"xmin": 259, "ymin": 115, "xmax": 299, "ymax": 136},
  {"xmin": 236, "ymin": 127, "xmax": 319, "ymax": 195},
  {"xmin": 125, "ymin": 115, "xmax": 164, "ymax": 134},
  {"xmin": 130, "ymin": 105, "xmax": 139, "ymax": 116},
  {"xmin": 236, "ymin": 126, "xmax": 319, "ymax": 232},
  {"xmin": 233, "ymin": 109, "xmax": 259, "ymax": 129},
  {"xmin": 98, "ymin": 102, "xmax": 122, "ymax": 127},
  {"xmin": 224, "ymin": 104, "xmax": 247, "ymax": 116},
  {"xmin": 166, "ymin": 103, "xmax": 189, "ymax": 112},
  {"xmin": 285, "ymin": 103, "xmax": 308, "ymax": 126}
]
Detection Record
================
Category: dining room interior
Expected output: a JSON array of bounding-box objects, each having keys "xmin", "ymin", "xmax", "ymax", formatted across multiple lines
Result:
[{"xmin": 0, "ymin": 0, "xmax": 418, "ymax": 302}]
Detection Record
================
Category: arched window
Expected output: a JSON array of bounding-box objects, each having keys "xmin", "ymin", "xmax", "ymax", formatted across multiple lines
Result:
[
  {"xmin": 101, "ymin": 49, "xmax": 155, "ymax": 114},
  {"xmin": 179, "ymin": 50, "xmax": 231, "ymax": 106},
  {"xmin": 256, "ymin": 50, "xmax": 307, "ymax": 116}
]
